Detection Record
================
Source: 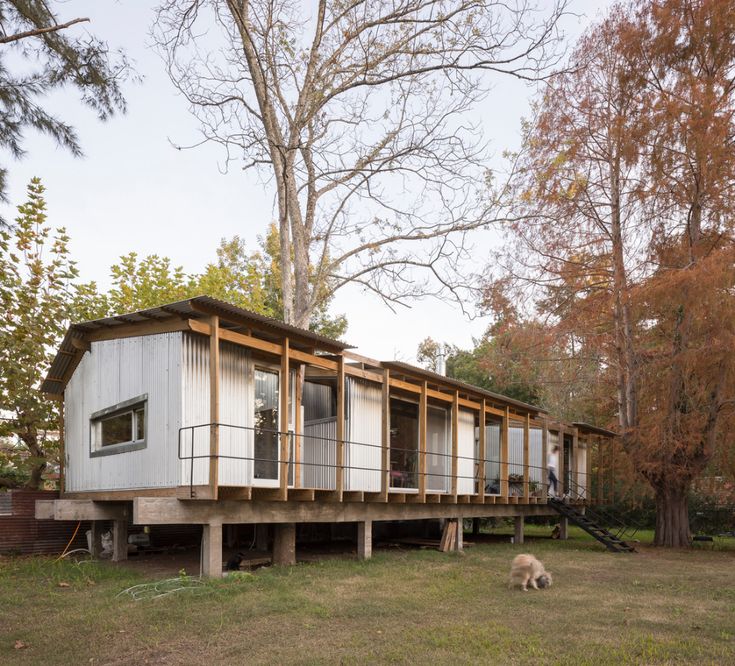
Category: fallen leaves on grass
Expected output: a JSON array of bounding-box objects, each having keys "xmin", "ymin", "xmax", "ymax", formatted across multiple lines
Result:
[{"xmin": 14, "ymin": 640, "xmax": 28, "ymax": 649}]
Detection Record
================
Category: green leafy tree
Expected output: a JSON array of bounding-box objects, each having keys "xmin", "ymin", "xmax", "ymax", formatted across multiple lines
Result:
[
  {"xmin": 0, "ymin": 178, "xmax": 75, "ymax": 488},
  {"xmin": 0, "ymin": 1, "xmax": 131, "ymax": 206}
]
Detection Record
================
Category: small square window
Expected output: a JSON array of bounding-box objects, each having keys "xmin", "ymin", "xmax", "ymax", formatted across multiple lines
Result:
[{"xmin": 90, "ymin": 395, "xmax": 147, "ymax": 457}]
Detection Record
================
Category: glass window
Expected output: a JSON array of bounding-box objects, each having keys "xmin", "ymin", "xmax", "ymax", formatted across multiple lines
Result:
[
  {"xmin": 254, "ymin": 368, "xmax": 279, "ymax": 481},
  {"xmin": 90, "ymin": 396, "xmax": 147, "ymax": 456},
  {"xmin": 100, "ymin": 412, "xmax": 133, "ymax": 446}
]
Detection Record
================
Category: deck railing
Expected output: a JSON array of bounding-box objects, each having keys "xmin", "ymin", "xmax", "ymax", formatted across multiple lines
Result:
[{"xmin": 178, "ymin": 422, "xmax": 596, "ymax": 503}]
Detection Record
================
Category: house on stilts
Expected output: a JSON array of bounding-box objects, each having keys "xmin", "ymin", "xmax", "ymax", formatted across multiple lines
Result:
[{"xmin": 35, "ymin": 296, "xmax": 623, "ymax": 576}]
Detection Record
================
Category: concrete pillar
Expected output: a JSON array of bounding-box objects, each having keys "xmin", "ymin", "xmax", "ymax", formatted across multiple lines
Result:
[
  {"xmin": 112, "ymin": 519, "xmax": 128, "ymax": 562},
  {"xmin": 514, "ymin": 515, "xmax": 524, "ymax": 545},
  {"xmin": 255, "ymin": 523, "xmax": 269, "ymax": 551},
  {"xmin": 89, "ymin": 521, "xmax": 103, "ymax": 558},
  {"xmin": 357, "ymin": 520, "xmax": 372, "ymax": 560},
  {"xmin": 455, "ymin": 518, "xmax": 464, "ymax": 552},
  {"xmin": 202, "ymin": 522, "xmax": 223, "ymax": 578},
  {"xmin": 559, "ymin": 516, "xmax": 569, "ymax": 540},
  {"xmin": 273, "ymin": 523, "xmax": 296, "ymax": 566}
]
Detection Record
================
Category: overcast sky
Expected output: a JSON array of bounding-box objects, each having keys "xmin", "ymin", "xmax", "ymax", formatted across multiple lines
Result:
[{"xmin": 2, "ymin": 0, "xmax": 615, "ymax": 362}]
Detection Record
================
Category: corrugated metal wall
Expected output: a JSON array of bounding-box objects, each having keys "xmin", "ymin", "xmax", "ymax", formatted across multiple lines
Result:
[
  {"xmin": 427, "ymin": 406, "xmax": 450, "ymax": 492},
  {"xmin": 345, "ymin": 378, "xmax": 381, "ymax": 492},
  {"xmin": 457, "ymin": 409, "xmax": 475, "ymax": 495},
  {"xmin": 64, "ymin": 333, "xmax": 182, "ymax": 491},
  {"xmin": 529, "ymin": 428, "xmax": 543, "ymax": 484},
  {"xmin": 302, "ymin": 419, "xmax": 336, "ymax": 489},
  {"xmin": 180, "ymin": 334, "xmax": 253, "ymax": 488},
  {"xmin": 508, "ymin": 425, "xmax": 524, "ymax": 479},
  {"xmin": 303, "ymin": 382, "xmax": 333, "ymax": 421},
  {"xmin": 484, "ymin": 423, "xmax": 501, "ymax": 493},
  {"xmin": 576, "ymin": 443, "xmax": 588, "ymax": 498}
]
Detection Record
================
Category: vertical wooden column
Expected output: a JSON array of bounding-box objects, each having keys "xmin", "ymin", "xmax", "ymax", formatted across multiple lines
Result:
[
  {"xmin": 59, "ymin": 398, "xmax": 66, "ymax": 495},
  {"xmin": 586, "ymin": 435, "xmax": 593, "ymax": 502},
  {"xmin": 523, "ymin": 413, "xmax": 530, "ymax": 502},
  {"xmin": 572, "ymin": 427, "xmax": 579, "ymax": 500},
  {"xmin": 380, "ymin": 368, "xmax": 390, "ymax": 502},
  {"xmin": 609, "ymin": 436, "xmax": 615, "ymax": 504},
  {"xmin": 418, "ymin": 381, "xmax": 427, "ymax": 501},
  {"xmin": 294, "ymin": 365, "xmax": 303, "ymax": 488},
  {"xmin": 209, "ymin": 315, "xmax": 220, "ymax": 500},
  {"xmin": 335, "ymin": 355, "xmax": 345, "ymax": 499},
  {"xmin": 273, "ymin": 523, "xmax": 296, "ymax": 566},
  {"xmin": 357, "ymin": 520, "xmax": 372, "ymax": 560},
  {"xmin": 478, "ymin": 400, "xmax": 486, "ymax": 502},
  {"xmin": 541, "ymin": 418, "xmax": 549, "ymax": 501},
  {"xmin": 514, "ymin": 515, "xmax": 525, "ymax": 544},
  {"xmin": 279, "ymin": 337, "xmax": 290, "ymax": 501},
  {"xmin": 112, "ymin": 519, "xmax": 128, "ymax": 562},
  {"xmin": 451, "ymin": 391, "xmax": 459, "ymax": 499},
  {"xmin": 597, "ymin": 436, "xmax": 604, "ymax": 504},
  {"xmin": 500, "ymin": 407, "xmax": 510, "ymax": 500},
  {"xmin": 557, "ymin": 427, "xmax": 565, "ymax": 499},
  {"xmin": 89, "ymin": 521, "xmax": 102, "ymax": 558}
]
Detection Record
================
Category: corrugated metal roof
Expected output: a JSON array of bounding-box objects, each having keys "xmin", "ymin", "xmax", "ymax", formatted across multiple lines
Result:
[
  {"xmin": 42, "ymin": 296, "xmax": 351, "ymax": 395},
  {"xmin": 382, "ymin": 361, "xmax": 547, "ymax": 414},
  {"xmin": 572, "ymin": 422, "xmax": 618, "ymax": 438}
]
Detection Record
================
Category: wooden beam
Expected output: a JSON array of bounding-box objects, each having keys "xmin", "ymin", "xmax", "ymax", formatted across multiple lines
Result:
[
  {"xmin": 86, "ymin": 317, "xmax": 192, "ymax": 342},
  {"xmin": 389, "ymin": 377, "xmax": 421, "ymax": 394},
  {"xmin": 501, "ymin": 407, "xmax": 510, "ymax": 500},
  {"xmin": 541, "ymin": 417, "xmax": 549, "ymax": 502},
  {"xmin": 478, "ymin": 399, "xmax": 486, "ymax": 502},
  {"xmin": 381, "ymin": 368, "xmax": 390, "ymax": 502},
  {"xmin": 523, "ymin": 413, "xmax": 530, "ymax": 501},
  {"xmin": 70, "ymin": 338, "xmax": 91, "ymax": 352},
  {"xmin": 279, "ymin": 337, "xmax": 290, "ymax": 501},
  {"xmin": 335, "ymin": 355, "xmax": 345, "ymax": 500},
  {"xmin": 451, "ymin": 391, "xmax": 459, "ymax": 499},
  {"xmin": 572, "ymin": 427, "xmax": 579, "ymax": 499},
  {"xmin": 418, "ymin": 381, "xmax": 428, "ymax": 502},
  {"xmin": 294, "ymin": 365, "xmax": 303, "ymax": 489},
  {"xmin": 290, "ymin": 348, "xmax": 338, "ymax": 370},
  {"xmin": 344, "ymin": 365, "xmax": 383, "ymax": 383},
  {"xmin": 209, "ymin": 315, "xmax": 220, "ymax": 501}
]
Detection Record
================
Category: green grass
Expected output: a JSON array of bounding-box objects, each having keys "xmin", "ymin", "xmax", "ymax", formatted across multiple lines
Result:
[{"xmin": 2, "ymin": 529, "xmax": 734, "ymax": 665}]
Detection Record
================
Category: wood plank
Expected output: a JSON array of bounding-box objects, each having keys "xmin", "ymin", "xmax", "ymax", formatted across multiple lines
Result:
[
  {"xmin": 86, "ymin": 317, "xmax": 192, "ymax": 342},
  {"xmin": 343, "ymin": 491, "xmax": 364, "ymax": 502},
  {"xmin": 478, "ymin": 399, "xmax": 486, "ymax": 502},
  {"xmin": 451, "ymin": 391, "xmax": 459, "ymax": 499},
  {"xmin": 288, "ymin": 488, "xmax": 315, "ymax": 502},
  {"xmin": 218, "ymin": 487, "xmax": 253, "ymax": 500},
  {"xmin": 344, "ymin": 365, "xmax": 383, "ymax": 383},
  {"xmin": 209, "ymin": 316, "xmax": 220, "ymax": 501},
  {"xmin": 523, "ymin": 413, "xmax": 530, "ymax": 502},
  {"xmin": 335, "ymin": 355, "xmax": 345, "ymax": 500},
  {"xmin": 381, "ymin": 368, "xmax": 390, "ymax": 502},
  {"xmin": 501, "ymin": 407, "xmax": 510, "ymax": 500},
  {"xmin": 418, "ymin": 381, "xmax": 427, "ymax": 502},
  {"xmin": 279, "ymin": 337, "xmax": 290, "ymax": 501},
  {"xmin": 389, "ymin": 377, "xmax": 421, "ymax": 394},
  {"xmin": 289, "ymin": 348, "xmax": 338, "ymax": 370}
]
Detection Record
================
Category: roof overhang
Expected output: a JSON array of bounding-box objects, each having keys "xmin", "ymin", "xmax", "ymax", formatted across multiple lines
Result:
[{"xmin": 572, "ymin": 422, "xmax": 618, "ymax": 438}]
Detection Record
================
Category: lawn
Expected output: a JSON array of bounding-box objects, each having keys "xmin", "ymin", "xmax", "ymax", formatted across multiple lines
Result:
[{"xmin": 1, "ymin": 528, "xmax": 734, "ymax": 665}]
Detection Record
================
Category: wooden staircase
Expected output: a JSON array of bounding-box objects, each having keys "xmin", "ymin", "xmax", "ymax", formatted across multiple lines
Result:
[{"xmin": 548, "ymin": 497, "xmax": 636, "ymax": 553}]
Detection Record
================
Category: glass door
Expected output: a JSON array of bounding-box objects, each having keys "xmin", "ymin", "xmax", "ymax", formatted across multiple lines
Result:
[{"xmin": 253, "ymin": 368, "xmax": 280, "ymax": 486}]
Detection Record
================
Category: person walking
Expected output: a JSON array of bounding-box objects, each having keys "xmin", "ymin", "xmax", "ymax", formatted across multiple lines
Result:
[{"xmin": 547, "ymin": 445, "xmax": 560, "ymax": 498}]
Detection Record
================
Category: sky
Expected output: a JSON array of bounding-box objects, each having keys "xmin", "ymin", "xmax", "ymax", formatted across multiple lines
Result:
[{"xmin": 2, "ymin": 0, "xmax": 615, "ymax": 362}]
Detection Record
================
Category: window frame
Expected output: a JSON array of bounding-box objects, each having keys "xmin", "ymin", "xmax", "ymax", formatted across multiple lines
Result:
[{"xmin": 89, "ymin": 394, "xmax": 148, "ymax": 458}]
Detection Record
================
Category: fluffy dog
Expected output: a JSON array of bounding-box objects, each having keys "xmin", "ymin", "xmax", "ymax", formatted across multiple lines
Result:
[{"xmin": 508, "ymin": 553, "xmax": 553, "ymax": 591}]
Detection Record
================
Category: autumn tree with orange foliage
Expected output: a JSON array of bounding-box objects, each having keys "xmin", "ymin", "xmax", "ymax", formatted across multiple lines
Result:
[{"xmin": 489, "ymin": 0, "xmax": 735, "ymax": 546}]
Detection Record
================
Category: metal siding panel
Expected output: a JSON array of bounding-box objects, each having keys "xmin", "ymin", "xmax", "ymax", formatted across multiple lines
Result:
[
  {"xmin": 64, "ymin": 334, "xmax": 182, "ymax": 491},
  {"xmin": 457, "ymin": 409, "xmax": 475, "ymax": 495},
  {"xmin": 577, "ymin": 445, "xmax": 588, "ymax": 497},
  {"xmin": 509, "ymin": 425, "xmax": 524, "ymax": 478},
  {"xmin": 180, "ymin": 333, "xmax": 210, "ymax": 487},
  {"xmin": 426, "ymin": 406, "xmax": 450, "ymax": 493},
  {"xmin": 529, "ymin": 428, "xmax": 543, "ymax": 484},
  {"xmin": 218, "ymin": 342, "xmax": 252, "ymax": 486},
  {"xmin": 302, "ymin": 419, "xmax": 336, "ymax": 489},
  {"xmin": 484, "ymin": 423, "xmax": 501, "ymax": 494},
  {"xmin": 345, "ymin": 378, "xmax": 381, "ymax": 492},
  {"xmin": 302, "ymin": 382, "xmax": 333, "ymax": 421}
]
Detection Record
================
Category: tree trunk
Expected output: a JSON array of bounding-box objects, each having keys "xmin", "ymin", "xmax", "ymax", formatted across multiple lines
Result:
[{"xmin": 653, "ymin": 485, "xmax": 691, "ymax": 547}]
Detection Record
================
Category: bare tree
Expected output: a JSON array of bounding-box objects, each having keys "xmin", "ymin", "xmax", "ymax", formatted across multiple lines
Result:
[{"xmin": 153, "ymin": 0, "xmax": 567, "ymax": 329}]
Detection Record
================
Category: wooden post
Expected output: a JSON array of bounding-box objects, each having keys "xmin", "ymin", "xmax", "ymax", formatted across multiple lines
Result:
[
  {"xmin": 557, "ymin": 427, "xmax": 565, "ymax": 499},
  {"xmin": 609, "ymin": 436, "xmax": 615, "ymax": 504},
  {"xmin": 335, "ymin": 355, "xmax": 345, "ymax": 499},
  {"xmin": 209, "ymin": 315, "xmax": 220, "ymax": 500},
  {"xmin": 501, "ymin": 407, "xmax": 510, "ymax": 500},
  {"xmin": 478, "ymin": 400, "xmax": 486, "ymax": 501},
  {"xmin": 89, "ymin": 521, "xmax": 102, "ymax": 558},
  {"xmin": 451, "ymin": 391, "xmax": 459, "ymax": 499},
  {"xmin": 541, "ymin": 418, "xmax": 549, "ymax": 501},
  {"xmin": 418, "ymin": 381, "xmax": 427, "ymax": 501},
  {"xmin": 572, "ymin": 427, "xmax": 579, "ymax": 500},
  {"xmin": 597, "ymin": 436, "xmax": 604, "ymax": 505},
  {"xmin": 279, "ymin": 337, "xmax": 290, "ymax": 501},
  {"xmin": 112, "ymin": 519, "xmax": 128, "ymax": 562},
  {"xmin": 357, "ymin": 520, "xmax": 372, "ymax": 560},
  {"xmin": 273, "ymin": 523, "xmax": 296, "ymax": 566},
  {"xmin": 558, "ymin": 516, "xmax": 569, "ymax": 540},
  {"xmin": 514, "ymin": 515, "xmax": 524, "ymax": 544},
  {"xmin": 586, "ymin": 435, "xmax": 593, "ymax": 503},
  {"xmin": 455, "ymin": 517, "xmax": 464, "ymax": 552},
  {"xmin": 523, "ymin": 413, "xmax": 530, "ymax": 502},
  {"xmin": 294, "ymin": 365, "xmax": 303, "ymax": 488},
  {"xmin": 381, "ymin": 368, "xmax": 390, "ymax": 502},
  {"xmin": 59, "ymin": 397, "xmax": 65, "ymax": 495},
  {"xmin": 202, "ymin": 521, "xmax": 223, "ymax": 578}
]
